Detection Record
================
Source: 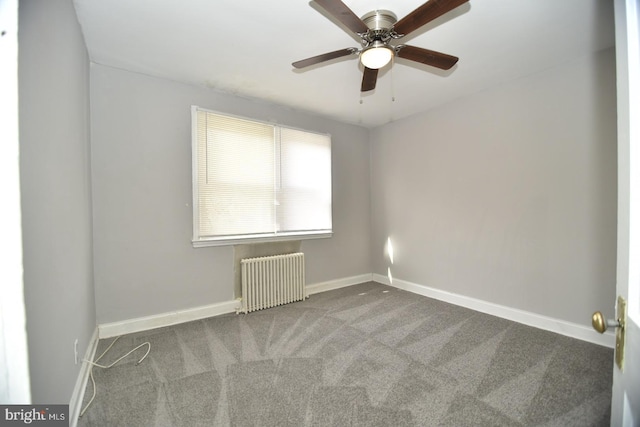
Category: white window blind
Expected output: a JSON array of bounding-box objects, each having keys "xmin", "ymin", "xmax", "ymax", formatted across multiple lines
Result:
[{"xmin": 192, "ymin": 107, "xmax": 332, "ymax": 246}]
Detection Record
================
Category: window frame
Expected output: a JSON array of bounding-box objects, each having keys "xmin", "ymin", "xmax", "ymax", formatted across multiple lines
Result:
[{"xmin": 191, "ymin": 106, "xmax": 333, "ymax": 247}]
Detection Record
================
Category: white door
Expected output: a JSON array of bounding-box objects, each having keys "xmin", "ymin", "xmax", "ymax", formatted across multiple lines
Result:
[
  {"xmin": 0, "ymin": 0, "xmax": 31, "ymax": 402},
  {"xmin": 610, "ymin": 0, "xmax": 640, "ymax": 425}
]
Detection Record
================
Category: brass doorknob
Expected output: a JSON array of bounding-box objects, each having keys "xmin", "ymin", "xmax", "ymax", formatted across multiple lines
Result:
[
  {"xmin": 593, "ymin": 297, "xmax": 626, "ymax": 370},
  {"xmin": 592, "ymin": 311, "xmax": 620, "ymax": 334}
]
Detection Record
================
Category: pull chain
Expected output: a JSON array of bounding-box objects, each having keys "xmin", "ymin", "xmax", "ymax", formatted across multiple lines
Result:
[{"xmin": 390, "ymin": 56, "xmax": 396, "ymax": 122}]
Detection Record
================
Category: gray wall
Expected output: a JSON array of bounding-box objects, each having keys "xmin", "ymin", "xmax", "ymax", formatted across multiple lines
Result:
[
  {"xmin": 90, "ymin": 65, "xmax": 371, "ymax": 324},
  {"xmin": 19, "ymin": 0, "xmax": 96, "ymax": 403},
  {"xmin": 370, "ymin": 48, "xmax": 618, "ymax": 325}
]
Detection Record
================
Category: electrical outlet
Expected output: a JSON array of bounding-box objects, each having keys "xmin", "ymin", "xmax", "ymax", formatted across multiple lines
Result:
[{"xmin": 74, "ymin": 339, "xmax": 79, "ymax": 365}]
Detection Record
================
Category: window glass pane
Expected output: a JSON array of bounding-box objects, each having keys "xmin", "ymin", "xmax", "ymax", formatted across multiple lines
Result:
[
  {"xmin": 279, "ymin": 127, "xmax": 332, "ymax": 232},
  {"xmin": 197, "ymin": 111, "xmax": 275, "ymax": 237}
]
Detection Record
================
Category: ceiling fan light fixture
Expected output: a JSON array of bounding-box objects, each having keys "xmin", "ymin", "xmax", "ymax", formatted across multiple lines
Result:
[
  {"xmin": 293, "ymin": 0, "xmax": 468, "ymax": 92},
  {"xmin": 360, "ymin": 42, "xmax": 394, "ymax": 69}
]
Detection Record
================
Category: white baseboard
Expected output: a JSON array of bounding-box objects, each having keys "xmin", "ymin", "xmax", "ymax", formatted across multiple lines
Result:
[
  {"xmin": 98, "ymin": 274, "xmax": 372, "ymax": 339},
  {"xmin": 306, "ymin": 273, "xmax": 373, "ymax": 295},
  {"xmin": 373, "ymin": 274, "xmax": 615, "ymax": 349},
  {"xmin": 69, "ymin": 328, "xmax": 99, "ymax": 427},
  {"xmin": 98, "ymin": 272, "xmax": 612, "ymax": 348},
  {"xmin": 98, "ymin": 299, "xmax": 241, "ymax": 339}
]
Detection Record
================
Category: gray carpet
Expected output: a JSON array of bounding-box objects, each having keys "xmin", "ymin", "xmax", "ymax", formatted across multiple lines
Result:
[{"xmin": 78, "ymin": 282, "xmax": 613, "ymax": 426}]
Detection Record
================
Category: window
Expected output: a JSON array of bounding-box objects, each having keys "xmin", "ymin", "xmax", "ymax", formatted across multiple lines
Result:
[{"xmin": 192, "ymin": 106, "xmax": 332, "ymax": 247}]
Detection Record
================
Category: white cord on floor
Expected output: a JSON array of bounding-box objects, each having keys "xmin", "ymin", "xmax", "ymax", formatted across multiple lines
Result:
[{"xmin": 79, "ymin": 336, "xmax": 151, "ymax": 417}]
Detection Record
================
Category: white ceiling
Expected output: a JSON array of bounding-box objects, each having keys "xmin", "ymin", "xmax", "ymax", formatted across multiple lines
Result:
[{"xmin": 73, "ymin": 0, "xmax": 615, "ymax": 128}]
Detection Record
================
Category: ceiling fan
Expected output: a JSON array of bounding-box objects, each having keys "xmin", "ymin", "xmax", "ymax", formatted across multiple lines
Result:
[{"xmin": 292, "ymin": 0, "xmax": 469, "ymax": 92}]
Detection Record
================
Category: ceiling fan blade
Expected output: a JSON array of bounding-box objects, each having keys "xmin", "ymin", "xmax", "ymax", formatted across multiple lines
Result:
[
  {"xmin": 396, "ymin": 45, "xmax": 459, "ymax": 70},
  {"xmin": 314, "ymin": 0, "xmax": 369, "ymax": 34},
  {"xmin": 292, "ymin": 48, "xmax": 357, "ymax": 69},
  {"xmin": 393, "ymin": 0, "xmax": 469, "ymax": 37},
  {"xmin": 361, "ymin": 67, "xmax": 378, "ymax": 92}
]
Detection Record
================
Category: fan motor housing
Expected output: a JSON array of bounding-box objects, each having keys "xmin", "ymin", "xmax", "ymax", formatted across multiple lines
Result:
[{"xmin": 361, "ymin": 10, "xmax": 397, "ymax": 31}]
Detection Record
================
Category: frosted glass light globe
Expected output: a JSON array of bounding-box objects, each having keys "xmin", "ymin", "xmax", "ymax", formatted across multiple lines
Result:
[{"xmin": 360, "ymin": 44, "xmax": 393, "ymax": 69}]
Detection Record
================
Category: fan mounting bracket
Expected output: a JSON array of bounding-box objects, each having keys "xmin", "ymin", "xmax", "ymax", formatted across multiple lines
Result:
[{"xmin": 359, "ymin": 10, "xmax": 398, "ymax": 46}]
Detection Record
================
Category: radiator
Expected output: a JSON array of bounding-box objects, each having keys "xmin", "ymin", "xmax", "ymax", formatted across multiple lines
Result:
[{"xmin": 239, "ymin": 252, "xmax": 306, "ymax": 314}]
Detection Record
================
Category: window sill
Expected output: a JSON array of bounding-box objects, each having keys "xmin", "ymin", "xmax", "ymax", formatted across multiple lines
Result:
[{"xmin": 192, "ymin": 231, "xmax": 332, "ymax": 248}]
